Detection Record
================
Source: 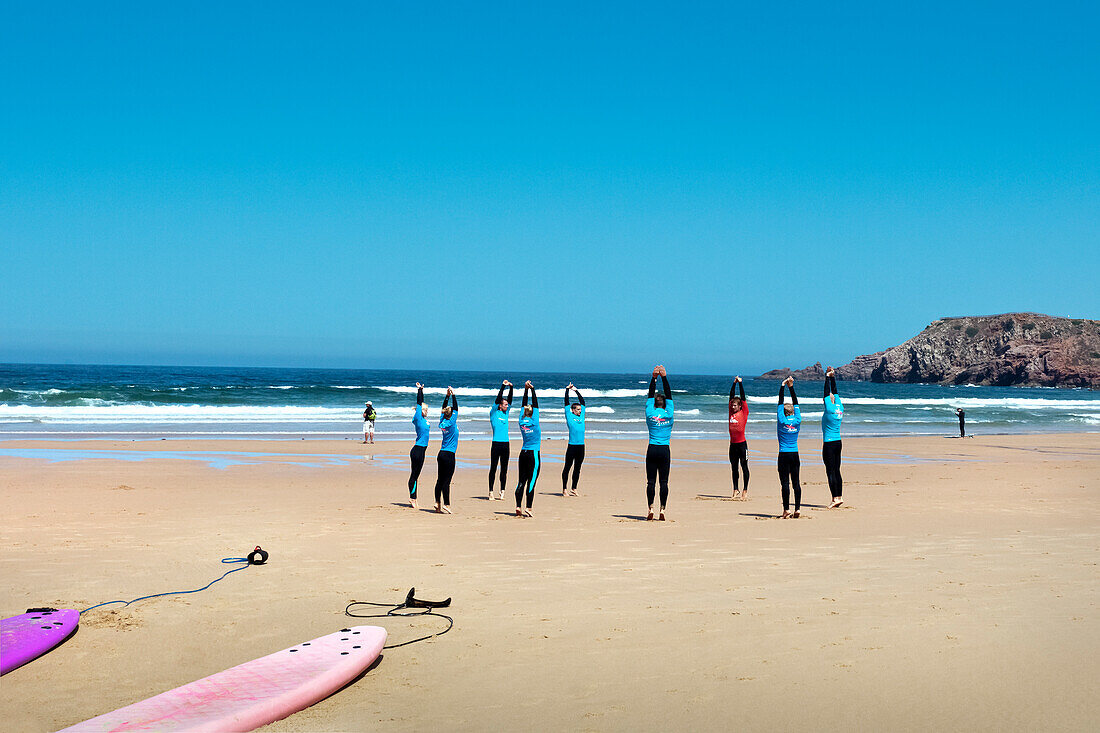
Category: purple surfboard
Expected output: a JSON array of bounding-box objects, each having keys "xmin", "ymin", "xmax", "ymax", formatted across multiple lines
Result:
[{"xmin": 0, "ymin": 608, "xmax": 79, "ymax": 675}]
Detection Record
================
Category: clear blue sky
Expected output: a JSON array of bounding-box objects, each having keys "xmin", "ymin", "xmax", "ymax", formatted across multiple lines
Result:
[{"xmin": 2, "ymin": 2, "xmax": 1097, "ymax": 374}]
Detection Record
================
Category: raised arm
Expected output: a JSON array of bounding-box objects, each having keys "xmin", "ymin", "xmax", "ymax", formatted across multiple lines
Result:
[
  {"xmin": 648, "ymin": 376, "xmax": 656, "ymax": 399},
  {"xmin": 661, "ymin": 375, "xmax": 671, "ymax": 399},
  {"xmin": 530, "ymin": 387, "xmax": 538, "ymax": 409},
  {"xmin": 522, "ymin": 385, "xmax": 530, "ymax": 408},
  {"xmin": 738, "ymin": 380, "xmax": 746, "ymax": 403},
  {"xmin": 564, "ymin": 386, "xmax": 570, "ymax": 407},
  {"xmin": 495, "ymin": 383, "xmax": 505, "ymax": 405},
  {"xmin": 417, "ymin": 385, "xmax": 424, "ymax": 405},
  {"xmin": 450, "ymin": 393, "xmax": 459, "ymax": 412},
  {"xmin": 778, "ymin": 383, "xmax": 786, "ymax": 404},
  {"xmin": 730, "ymin": 380, "xmax": 738, "ymax": 401},
  {"xmin": 789, "ymin": 384, "xmax": 798, "ymax": 405},
  {"xmin": 829, "ymin": 375, "xmax": 838, "ymax": 396},
  {"xmin": 575, "ymin": 388, "xmax": 584, "ymax": 406}
]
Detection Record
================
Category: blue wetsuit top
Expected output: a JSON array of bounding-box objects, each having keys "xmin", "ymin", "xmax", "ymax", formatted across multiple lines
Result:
[
  {"xmin": 645, "ymin": 375, "xmax": 674, "ymax": 446},
  {"xmin": 439, "ymin": 394, "xmax": 459, "ymax": 453},
  {"xmin": 489, "ymin": 383, "xmax": 513, "ymax": 442},
  {"xmin": 821, "ymin": 376, "xmax": 843, "ymax": 442},
  {"xmin": 518, "ymin": 386, "xmax": 541, "ymax": 451},
  {"xmin": 412, "ymin": 386, "xmax": 430, "ymax": 447},
  {"xmin": 564, "ymin": 387, "xmax": 586, "ymax": 446},
  {"xmin": 777, "ymin": 384, "xmax": 802, "ymax": 452}
]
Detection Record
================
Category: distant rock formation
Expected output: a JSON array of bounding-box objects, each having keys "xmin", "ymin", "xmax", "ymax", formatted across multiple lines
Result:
[{"xmin": 760, "ymin": 314, "xmax": 1100, "ymax": 387}]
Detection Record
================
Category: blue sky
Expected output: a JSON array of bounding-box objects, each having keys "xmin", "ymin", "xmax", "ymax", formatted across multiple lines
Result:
[{"xmin": 2, "ymin": 2, "xmax": 1097, "ymax": 374}]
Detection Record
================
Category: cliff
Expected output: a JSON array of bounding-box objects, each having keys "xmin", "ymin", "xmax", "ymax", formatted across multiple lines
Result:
[{"xmin": 760, "ymin": 314, "xmax": 1100, "ymax": 387}]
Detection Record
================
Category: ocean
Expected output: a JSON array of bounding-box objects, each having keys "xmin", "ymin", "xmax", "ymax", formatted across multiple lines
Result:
[{"xmin": 0, "ymin": 364, "xmax": 1097, "ymax": 442}]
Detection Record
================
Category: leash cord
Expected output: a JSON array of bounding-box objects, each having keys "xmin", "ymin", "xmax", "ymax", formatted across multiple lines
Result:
[
  {"xmin": 79, "ymin": 557, "xmax": 253, "ymax": 615},
  {"xmin": 344, "ymin": 600, "xmax": 454, "ymax": 649}
]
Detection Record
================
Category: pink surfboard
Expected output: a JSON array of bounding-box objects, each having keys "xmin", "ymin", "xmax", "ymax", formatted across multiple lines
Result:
[
  {"xmin": 60, "ymin": 625, "xmax": 387, "ymax": 732},
  {"xmin": 1, "ymin": 608, "xmax": 79, "ymax": 675}
]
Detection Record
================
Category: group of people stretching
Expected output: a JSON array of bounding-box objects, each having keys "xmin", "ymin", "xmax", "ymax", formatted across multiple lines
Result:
[{"xmin": 404, "ymin": 365, "xmax": 846, "ymax": 520}]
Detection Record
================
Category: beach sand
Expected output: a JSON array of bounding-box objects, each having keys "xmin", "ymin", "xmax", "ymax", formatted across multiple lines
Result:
[{"xmin": 1, "ymin": 433, "xmax": 1097, "ymax": 731}]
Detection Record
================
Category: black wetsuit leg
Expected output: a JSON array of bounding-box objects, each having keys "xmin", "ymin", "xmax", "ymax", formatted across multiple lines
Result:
[
  {"xmin": 646, "ymin": 444, "xmax": 671, "ymax": 507},
  {"xmin": 435, "ymin": 450, "xmax": 455, "ymax": 505},
  {"xmin": 516, "ymin": 449, "xmax": 534, "ymax": 507},
  {"xmin": 823, "ymin": 440, "xmax": 843, "ymax": 499},
  {"xmin": 562, "ymin": 444, "xmax": 585, "ymax": 492},
  {"xmin": 489, "ymin": 441, "xmax": 509, "ymax": 493},
  {"xmin": 409, "ymin": 445, "xmax": 426, "ymax": 499},
  {"xmin": 778, "ymin": 451, "xmax": 801, "ymax": 511},
  {"xmin": 729, "ymin": 441, "xmax": 749, "ymax": 492}
]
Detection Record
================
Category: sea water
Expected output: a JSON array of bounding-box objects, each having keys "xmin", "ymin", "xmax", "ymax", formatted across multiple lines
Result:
[{"xmin": 1, "ymin": 364, "xmax": 1096, "ymax": 442}]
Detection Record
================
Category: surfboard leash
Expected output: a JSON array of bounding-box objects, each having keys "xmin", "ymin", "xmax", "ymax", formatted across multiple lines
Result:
[
  {"xmin": 78, "ymin": 547, "xmax": 269, "ymax": 615},
  {"xmin": 344, "ymin": 588, "xmax": 454, "ymax": 649}
]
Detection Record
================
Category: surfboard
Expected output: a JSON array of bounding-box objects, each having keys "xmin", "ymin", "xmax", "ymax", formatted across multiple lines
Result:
[
  {"xmin": 0, "ymin": 608, "xmax": 79, "ymax": 675},
  {"xmin": 60, "ymin": 625, "xmax": 387, "ymax": 732}
]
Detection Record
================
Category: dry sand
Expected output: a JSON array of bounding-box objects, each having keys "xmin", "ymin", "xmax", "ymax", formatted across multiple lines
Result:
[{"xmin": 1, "ymin": 433, "xmax": 1098, "ymax": 732}]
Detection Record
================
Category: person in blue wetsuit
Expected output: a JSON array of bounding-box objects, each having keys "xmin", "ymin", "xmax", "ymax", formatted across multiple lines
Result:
[
  {"xmin": 408, "ymin": 382, "xmax": 430, "ymax": 509},
  {"xmin": 562, "ymin": 383, "xmax": 586, "ymax": 496},
  {"xmin": 434, "ymin": 387, "xmax": 458, "ymax": 514},
  {"xmin": 821, "ymin": 367, "xmax": 845, "ymax": 508},
  {"xmin": 515, "ymin": 381, "xmax": 541, "ymax": 517},
  {"xmin": 644, "ymin": 365, "xmax": 674, "ymax": 521},
  {"xmin": 488, "ymin": 380, "xmax": 513, "ymax": 500},
  {"xmin": 776, "ymin": 376, "xmax": 802, "ymax": 518}
]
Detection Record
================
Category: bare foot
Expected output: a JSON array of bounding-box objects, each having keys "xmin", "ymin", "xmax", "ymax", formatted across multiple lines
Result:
[
  {"xmin": 435, "ymin": 503, "xmax": 443, "ymax": 514},
  {"xmin": 563, "ymin": 490, "xmax": 569, "ymax": 497},
  {"xmin": 442, "ymin": 505, "xmax": 452, "ymax": 514},
  {"xmin": 827, "ymin": 498, "xmax": 841, "ymax": 508},
  {"xmin": 791, "ymin": 510, "xmax": 800, "ymax": 518},
  {"xmin": 569, "ymin": 489, "xmax": 578, "ymax": 497},
  {"xmin": 522, "ymin": 508, "xmax": 532, "ymax": 517},
  {"xmin": 834, "ymin": 498, "xmax": 843, "ymax": 508},
  {"xmin": 780, "ymin": 510, "xmax": 791, "ymax": 519},
  {"xmin": 516, "ymin": 508, "xmax": 524, "ymax": 517},
  {"xmin": 646, "ymin": 509, "xmax": 654, "ymax": 521},
  {"xmin": 410, "ymin": 499, "xmax": 417, "ymax": 509},
  {"xmin": 658, "ymin": 509, "xmax": 666, "ymax": 521},
  {"xmin": 732, "ymin": 489, "xmax": 741, "ymax": 500},
  {"xmin": 741, "ymin": 492, "xmax": 749, "ymax": 502}
]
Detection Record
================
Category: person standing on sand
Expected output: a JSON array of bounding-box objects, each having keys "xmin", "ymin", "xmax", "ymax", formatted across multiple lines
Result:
[
  {"xmin": 644, "ymin": 365, "xmax": 674, "ymax": 521},
  {"xmin": 488, "ymin": 380, "xmax": 513, "ymax": 500},
  {"xmin": 408, "ymin": 383, "xmax": 430, "ymax": 510},
  {"xmin": 434, "ymin": 388, "xmax": 459, "ymax": 514},
  {"xmin": 562, "ymin": 383, "xmax": 586, "ymax": 496},
  {"xmin": 776, "ymin": 376, "xmax": 802, "ymax": 519},
  {"xmin": 362, "ymin": 401, "xmax": 377, "ymax": 444},
  {"xmin": 822, "ymin": 367, "xmax": 844, "ymax": 508},
  {"xmin": 955, "ymin": 407, "xmax": 966, "ymax": 437},
  {"xmin": 728, "ymin": 376, "xmax": 750, "ymax": 500},
  {"xmin": 515, "ymin": 381, "xmax": 541, "ymax": 517}
]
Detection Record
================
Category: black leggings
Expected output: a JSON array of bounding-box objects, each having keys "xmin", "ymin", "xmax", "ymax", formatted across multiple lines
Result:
[
  {"xmin": 562, "ymin": 444, "xmax": 585, "ymax": 492},
  {"xmin": 823, "ymin": 439, "xmax": 842, "ymax": 499},
  {"xmin": 777, "ymin": 451, "xmax": 801, "ymax": 512},
  {"xmin": 488, "ymin": 441, "xmax": 509, "ymax": 493},
  {"xmin": 409, "ymin": 445, "xmax": 426, "ymax": 499},
  {"xmin": 435, "ymin": 450, "xmax": 455, "ymax": 505},
  {"xmin": 645, "ymin": 444, "xmax": 671, "ymax": 508},
  {"xmin": 729, "ymin": 441, "xmax": 749, "ymax": 491},
  {"xmin": 516, "ymin": 449, "xmax": 540, "ymax": 508}
]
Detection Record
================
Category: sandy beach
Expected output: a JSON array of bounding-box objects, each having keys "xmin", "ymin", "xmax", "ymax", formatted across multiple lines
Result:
[{"xmin": 1, "ymin": 433, "xmax": 1097, "ymax": 731}]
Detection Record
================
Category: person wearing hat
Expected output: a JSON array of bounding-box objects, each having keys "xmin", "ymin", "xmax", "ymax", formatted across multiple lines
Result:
[{"xmin": 363, "ymin": 401, "xmax": 377, "ymax": 444}]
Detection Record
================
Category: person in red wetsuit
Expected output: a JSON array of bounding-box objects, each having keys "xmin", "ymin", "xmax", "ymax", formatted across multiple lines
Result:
[{"xmin": 728, "ymin": 376, "xmax": 750, "ymax": 500}]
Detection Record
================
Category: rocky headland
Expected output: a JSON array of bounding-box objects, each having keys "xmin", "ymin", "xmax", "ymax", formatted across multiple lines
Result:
[{"xmin": 759, "ymin": 313, "xmax": 1100, "ymax": 387}]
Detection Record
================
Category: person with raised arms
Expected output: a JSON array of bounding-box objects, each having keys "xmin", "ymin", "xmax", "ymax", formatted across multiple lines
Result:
[
  {"xmin": 822, "ymin": 367, "xmax": 845, "ymax": 508},
  {"xmin": 728, "ymin": 376, "xmax": 750, "ymax": 500},
  {"xmin": 514, "ymin": 381, "xmax": 541, "ymax": 517},
  {"xmin": 776, "ymin": 376, "xmax": 802, "ymax": 518},
  {"xmin": 644, "ymin": 365, "xmax": 674, "ymax": 521},
  {"xmin": 408, "ymin": 382, "xmax": 430, "ymax": 510},
  {"xmin": 562, "ymin": 383, "xmax": 586, "ymax": 496},
  {"xmin": 434, "ymin": 387, "xmax": 459, "ymax": 514},
  {"xmin": 488, "ymin": 380, "xmax": 513, "ymax": 500}
]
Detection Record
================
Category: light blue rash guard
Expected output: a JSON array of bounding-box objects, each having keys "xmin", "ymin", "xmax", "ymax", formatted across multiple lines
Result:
[
  {"xmin": 822, "ymin": 396, "xmax": 844, "ymax": 443},
  {"xmin": 519, "ymin": 408, "xmax": 541, "ymax": 451},
  {"xmin": 439, "ymin": 398, "xmax": 459, "ymax": 453},
  {"xmin": 412, "ymin": 409, "xmax": 430, "ymax": 447},
  {"xmin": 645, "ymin": 399, "xmax": 674, "ymax": 445},
  {"xmin": 489, "ymin": 406, "xmax": 510, "ymax": 442},
  {"xmin": 777, "ymin": 404, "xmax": 802, "ymax": 452},
  {"xmin": 565, "ymin": 405, "xmax": 586, "ymax": 445}
]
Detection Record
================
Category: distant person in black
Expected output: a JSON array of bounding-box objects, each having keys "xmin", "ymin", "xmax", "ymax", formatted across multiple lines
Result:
[{"xmin": 955, "ymin": 408, "xmax": 965, "ymax": 437}]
